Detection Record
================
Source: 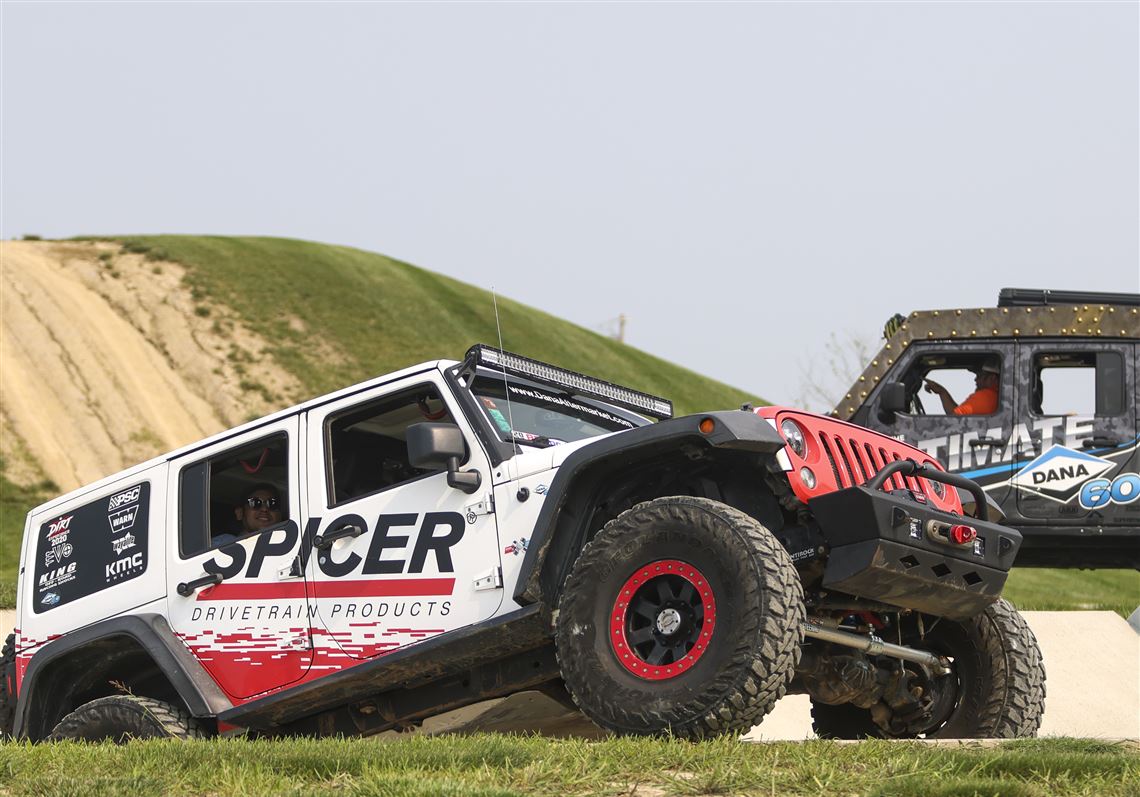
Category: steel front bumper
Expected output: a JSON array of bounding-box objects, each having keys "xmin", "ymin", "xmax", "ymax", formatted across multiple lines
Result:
[{"xmin": 809, "ymin": 463, "xmax": 1023, "ymax": 620}]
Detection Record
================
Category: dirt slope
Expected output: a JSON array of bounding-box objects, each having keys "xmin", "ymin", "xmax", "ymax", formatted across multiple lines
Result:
[{"xmin": 0, "ymin": 240, "xmax": 299, "ymax": 494}]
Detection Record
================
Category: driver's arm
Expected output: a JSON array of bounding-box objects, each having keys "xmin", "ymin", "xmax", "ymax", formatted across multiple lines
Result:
[{"xmin": 923, "ymin": 380, "xmax": 958, "ymax": 414}]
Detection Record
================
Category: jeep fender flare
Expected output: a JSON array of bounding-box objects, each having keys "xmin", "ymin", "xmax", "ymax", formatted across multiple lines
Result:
[
  {"xmin": 13, "ymin": 613, "xmax": 231, "ymax": 740},
  {"xmin": 512, "ymin": 410, "xmax": 786, "ymax": 607}
]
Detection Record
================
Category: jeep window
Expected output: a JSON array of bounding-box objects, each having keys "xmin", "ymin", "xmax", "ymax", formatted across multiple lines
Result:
[
  {"xmin": 178, "ymin": 432, "xmax": 290, "ymax": 558},
  {"xmin": 470, "ymin": 375, "xmax": 642, "ymax": 447},
  {"xmin": 899, "ymin": 354, "xmax": 1002, "ymax": 416},
  {"xmin": 1032, "ymin": 351, "xmax": 1124, "ymax": 416},
  {"xmin": 326, "ymin": 386, "xmax": 454, "ymax": 506}
]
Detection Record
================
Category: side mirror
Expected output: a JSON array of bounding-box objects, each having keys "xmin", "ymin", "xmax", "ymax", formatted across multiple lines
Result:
[
  {"xmin": 406, "ymin": 423, "xmax": 481, "ymax": 494},
  {"xmin": 878, "ymin": 382, "xmax": 907, "ymax": 423}
]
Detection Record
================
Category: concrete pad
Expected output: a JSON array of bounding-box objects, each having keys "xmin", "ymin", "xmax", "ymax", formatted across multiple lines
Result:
[
  {"xmin": 1028, "ymin": 611, "xmax": 1138, "ymax": 740},
  {"xmin": 0, "ymin": 610, "xmax": 12, "ymax": 639}
]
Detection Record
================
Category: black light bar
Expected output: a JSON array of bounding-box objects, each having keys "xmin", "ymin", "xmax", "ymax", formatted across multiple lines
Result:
[
  {"xmin": 998, "ymin": 288, "xmax": 1140, "ymax": 308},
  {"xmin": 467, "ymin": 344, "xmax": 673, "ymax": 420}
]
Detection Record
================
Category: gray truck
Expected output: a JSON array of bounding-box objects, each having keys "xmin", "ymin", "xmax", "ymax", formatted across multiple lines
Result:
[{"xmin": 835, "ymin": 288, "xmax": 1139, "ymax": 569}]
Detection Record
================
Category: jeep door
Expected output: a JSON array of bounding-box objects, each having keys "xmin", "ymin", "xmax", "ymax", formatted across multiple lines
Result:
[
  {"xmin": 166, "ymin": 416, "xmax": 313, "ymax": 699},
  {"xmin": 303, "ymin": 373, "xmax": 504, "ymax": 662},
  {"xmin": 1012, "ymin": 340, "xmax": 1139, "ymax": 525}
]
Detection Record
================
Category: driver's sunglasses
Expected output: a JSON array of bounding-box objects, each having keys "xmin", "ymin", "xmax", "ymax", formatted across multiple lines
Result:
[{"xmin": 245, "ymin": 496, "xmax": 280, "ymax": 510}]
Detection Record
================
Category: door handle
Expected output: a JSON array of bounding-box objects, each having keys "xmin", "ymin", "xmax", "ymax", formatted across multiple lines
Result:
[
  {"xmin": 969, "ymin": 437, "xmax": 1003, "ymax": 448},
  {"xmin": 314, "ymin": 523, "xmax": 365, "ymax": 549},
  {"xmin": 1082, "ymin": 436, "xmax": 1119, "ymax": 450},
  {"xmin": 177, "ymin": 572, "xmax": 222, "ymax": 597}
]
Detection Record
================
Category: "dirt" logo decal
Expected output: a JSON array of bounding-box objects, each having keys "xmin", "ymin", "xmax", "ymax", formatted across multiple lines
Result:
[{"xmin": 46, "ymin": 515, "xmax": 73, "ymax": 541}]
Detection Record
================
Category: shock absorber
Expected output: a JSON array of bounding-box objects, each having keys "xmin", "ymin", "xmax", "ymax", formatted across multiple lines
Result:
[{"xmin": 802, "ymin": 619, "xmax": 951, "ymax": 675}]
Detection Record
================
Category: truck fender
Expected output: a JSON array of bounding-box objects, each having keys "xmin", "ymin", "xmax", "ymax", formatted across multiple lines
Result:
[
  {"xmin": 513, "ymin": 410, "xmax": 786, "ymax": 606},
  {"xmin": 13, "ymin": 613, "xmax": 231, "ymax": 740}
]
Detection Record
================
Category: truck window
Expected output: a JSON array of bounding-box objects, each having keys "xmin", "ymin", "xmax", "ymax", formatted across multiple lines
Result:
[
  {"xmin": 178, "ymin": 432, "xmax": 290, "ymax": 557},
  {"xmin": 1032, "ymin": 351, "xmax": 1124, "ymax": 416},
  {"xmin": 902, "ymin": 353, "xmax": 1002, "ymax": 417},
  {"xmin": 326, "ymin": 385, "xmax": 453, "ymax": 506}
]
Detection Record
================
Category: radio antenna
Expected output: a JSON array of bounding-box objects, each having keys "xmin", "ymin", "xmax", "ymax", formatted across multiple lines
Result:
[{"xmin": 491, "ymin": 287, "xmax": 517, "ymax": 447}]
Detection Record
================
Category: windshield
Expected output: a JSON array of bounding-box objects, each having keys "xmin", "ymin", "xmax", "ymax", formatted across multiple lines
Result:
[{"xmin": 471, "ymin": 375, "xmax": 647, "ymax": 448}]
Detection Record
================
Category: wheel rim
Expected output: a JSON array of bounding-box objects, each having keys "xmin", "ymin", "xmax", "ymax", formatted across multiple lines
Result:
[{"xmin": 610, "ymin": 559, "xmax": 717, "ymax": 680}]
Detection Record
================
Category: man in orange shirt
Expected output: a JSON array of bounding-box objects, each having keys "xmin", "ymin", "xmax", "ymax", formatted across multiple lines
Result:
[{"xmin": 924, "ymin": 362, "xmax": 1000, "ymax": 415}]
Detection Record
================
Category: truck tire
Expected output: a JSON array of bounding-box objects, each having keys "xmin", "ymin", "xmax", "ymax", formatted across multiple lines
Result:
[
  {"xmin": 811, "ymin": 598, "xmax": 1045, "ymax": 739},
  {"xmin": 556, "ymin": 496, "xmax": 805, "ymax": 739},
  {"xmin": 50, "ymin": 695, "xmax": 204, "ymax": 742},
  {"xmin": 0, "ymin": 633, "xmax": 16, "ymax": 738}
]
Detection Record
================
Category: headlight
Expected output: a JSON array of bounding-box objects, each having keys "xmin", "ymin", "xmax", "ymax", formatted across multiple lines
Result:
[
  {"xmin": 780, "ymin": 419, "xmax": 807, "ymax": 459},
  {"xmin": 800, "ymin": 467, "xmax": 817, "ymax": 489}
]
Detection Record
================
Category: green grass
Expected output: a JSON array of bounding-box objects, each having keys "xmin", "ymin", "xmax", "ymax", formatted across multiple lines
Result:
[
  {"xmin": 112, "ymin": 235, "xmax": 759, "ymax": 416},
  {"xmin": 0, "ymin": 735, "xmax": 1135, "ymax": 796},
  {"xmin": 0, "ymin": 463, "xmax": 55, "ymax": 609},
  {"xmin": 1003, "ymin": 568, "xmax": 1139, "ymax": 618}
]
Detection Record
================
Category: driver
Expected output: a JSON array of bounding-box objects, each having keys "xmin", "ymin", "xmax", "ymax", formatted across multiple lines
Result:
[
  {"xmin": 924, "ymin": 362, "xmax": 999, "ymax": 415},
  {"xmin": 213, "ymin": 484, "xmax": 284, "ymax": 546}
]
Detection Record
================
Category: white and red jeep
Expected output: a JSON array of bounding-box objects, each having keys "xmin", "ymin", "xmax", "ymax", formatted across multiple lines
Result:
[{"xmin": 1, "ymin": 345, "xmax": 1044, "ymax": 741}]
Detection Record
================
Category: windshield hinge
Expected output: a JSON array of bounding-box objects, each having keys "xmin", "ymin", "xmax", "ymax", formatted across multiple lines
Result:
[
  {"xmin": 465, "ymin": 495, "xmax": 495, "ymax": 524},
  {"xmin": 473, "ymin": 566, "xmax": 503, "ymax": 591}
]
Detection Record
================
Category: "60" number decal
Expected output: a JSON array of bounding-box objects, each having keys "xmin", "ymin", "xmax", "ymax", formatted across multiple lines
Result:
[{"xmin": 1079, "ymin": 473, "xmax": 1140, "ymax": 510}]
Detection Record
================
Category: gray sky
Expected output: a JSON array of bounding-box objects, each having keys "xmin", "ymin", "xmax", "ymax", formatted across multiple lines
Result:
[{"xmin": 3, "ymin": 1, "xmax": 1137, "ymax": 408}]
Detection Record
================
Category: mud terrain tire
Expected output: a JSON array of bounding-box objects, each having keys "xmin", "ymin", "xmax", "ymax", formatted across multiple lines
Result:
[
  {"xmin": 811, "ymin": 598, "xmax": 1045, "ymax": 738},
  {"xmin": 50, "ymin": 695, "xmax": 204, "ymax": 742},
  {"xmin": 556, "ymin": 496, "xmax": 805, "ymax": 739}
]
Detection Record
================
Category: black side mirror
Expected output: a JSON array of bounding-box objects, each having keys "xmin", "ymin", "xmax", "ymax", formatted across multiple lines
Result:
[
  {"xmin": 878, "ymin": 382, "xmax": 907, "ymax": 423},
  {"xmin": 406, "ymin": 423, "xmax": 482, "ymax": 494}
]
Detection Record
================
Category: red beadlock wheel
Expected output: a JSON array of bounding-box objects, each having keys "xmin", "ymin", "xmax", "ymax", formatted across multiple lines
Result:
[{"xmin": 610, "ymin": 559, "xmax": 718, "ymax": 680}]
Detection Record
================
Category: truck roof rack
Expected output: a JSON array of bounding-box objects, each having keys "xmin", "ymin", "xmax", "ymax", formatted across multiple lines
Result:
[{"xmin": 998, "ymin": 288, "xmax": 1140, "ymax": 308}]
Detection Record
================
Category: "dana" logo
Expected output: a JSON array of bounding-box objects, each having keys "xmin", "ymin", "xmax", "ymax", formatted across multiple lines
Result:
[{"xmin": 1012, "ymin": 446, "xmax": 1114, "ymax": 504}]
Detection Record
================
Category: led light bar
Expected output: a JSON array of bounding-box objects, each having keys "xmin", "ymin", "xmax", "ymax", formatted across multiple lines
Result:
[{"xmin": 468, "ymin": 344, "xmax": 673, "ymax": 420}]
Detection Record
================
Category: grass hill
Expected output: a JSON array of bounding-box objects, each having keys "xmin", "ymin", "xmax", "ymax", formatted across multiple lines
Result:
[{"xmin": 115, "ymin": 235, "xmax": 758, "ymax": 415}]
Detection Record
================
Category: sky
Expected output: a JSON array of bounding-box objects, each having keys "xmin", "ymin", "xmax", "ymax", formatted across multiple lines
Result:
[{"xmin": 2, "ymin": 1, "xmax": 1137, "ymax": 409}]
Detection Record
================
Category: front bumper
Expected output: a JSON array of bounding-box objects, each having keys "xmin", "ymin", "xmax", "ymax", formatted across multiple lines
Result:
[{"xmin": 809, "ymin": 483, "xmax": 1022, "ymax": 620}]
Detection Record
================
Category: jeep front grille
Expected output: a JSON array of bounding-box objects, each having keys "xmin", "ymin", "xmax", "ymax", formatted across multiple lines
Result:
[{"xmin": 818, "ymin": 432, "xmax": 926, "ymax": 495}]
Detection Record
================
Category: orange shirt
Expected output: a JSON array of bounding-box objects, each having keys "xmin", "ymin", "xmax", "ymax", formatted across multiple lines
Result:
[{"xmin": 953, "ymin": 386, "xmax": 998, "ymax": 415}]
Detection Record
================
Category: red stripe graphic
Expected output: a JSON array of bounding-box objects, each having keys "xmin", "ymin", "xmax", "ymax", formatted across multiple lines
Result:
[{"xmin": 197, "ymin": 578, "xmax": 455, "ymax": 601}]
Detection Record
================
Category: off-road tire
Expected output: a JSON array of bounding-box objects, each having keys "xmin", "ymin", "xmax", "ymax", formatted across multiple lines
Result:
[
  {"xmin": 50, "ymin": 695, "xmax": 204, "ymax": 742},
  {"xmin": 556, "ymin": 496, "xmax": 805, "ymax": 739},
  {"xmin": 0, "ymin": 633, "xmax": 16, "ymax": 738},
  {"xmin": 811, "ymin": 598, "xmax": 1045, "ymax": 738}
]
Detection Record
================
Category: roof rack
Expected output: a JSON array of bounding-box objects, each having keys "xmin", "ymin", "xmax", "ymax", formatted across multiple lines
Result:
[
  {"xmin": 464, "ymin": 344, "xmax": 673, "ymax": 420},
  {"xmin": 998, "ymin": 288, "xmax": 1140, "ymax": 308}
]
